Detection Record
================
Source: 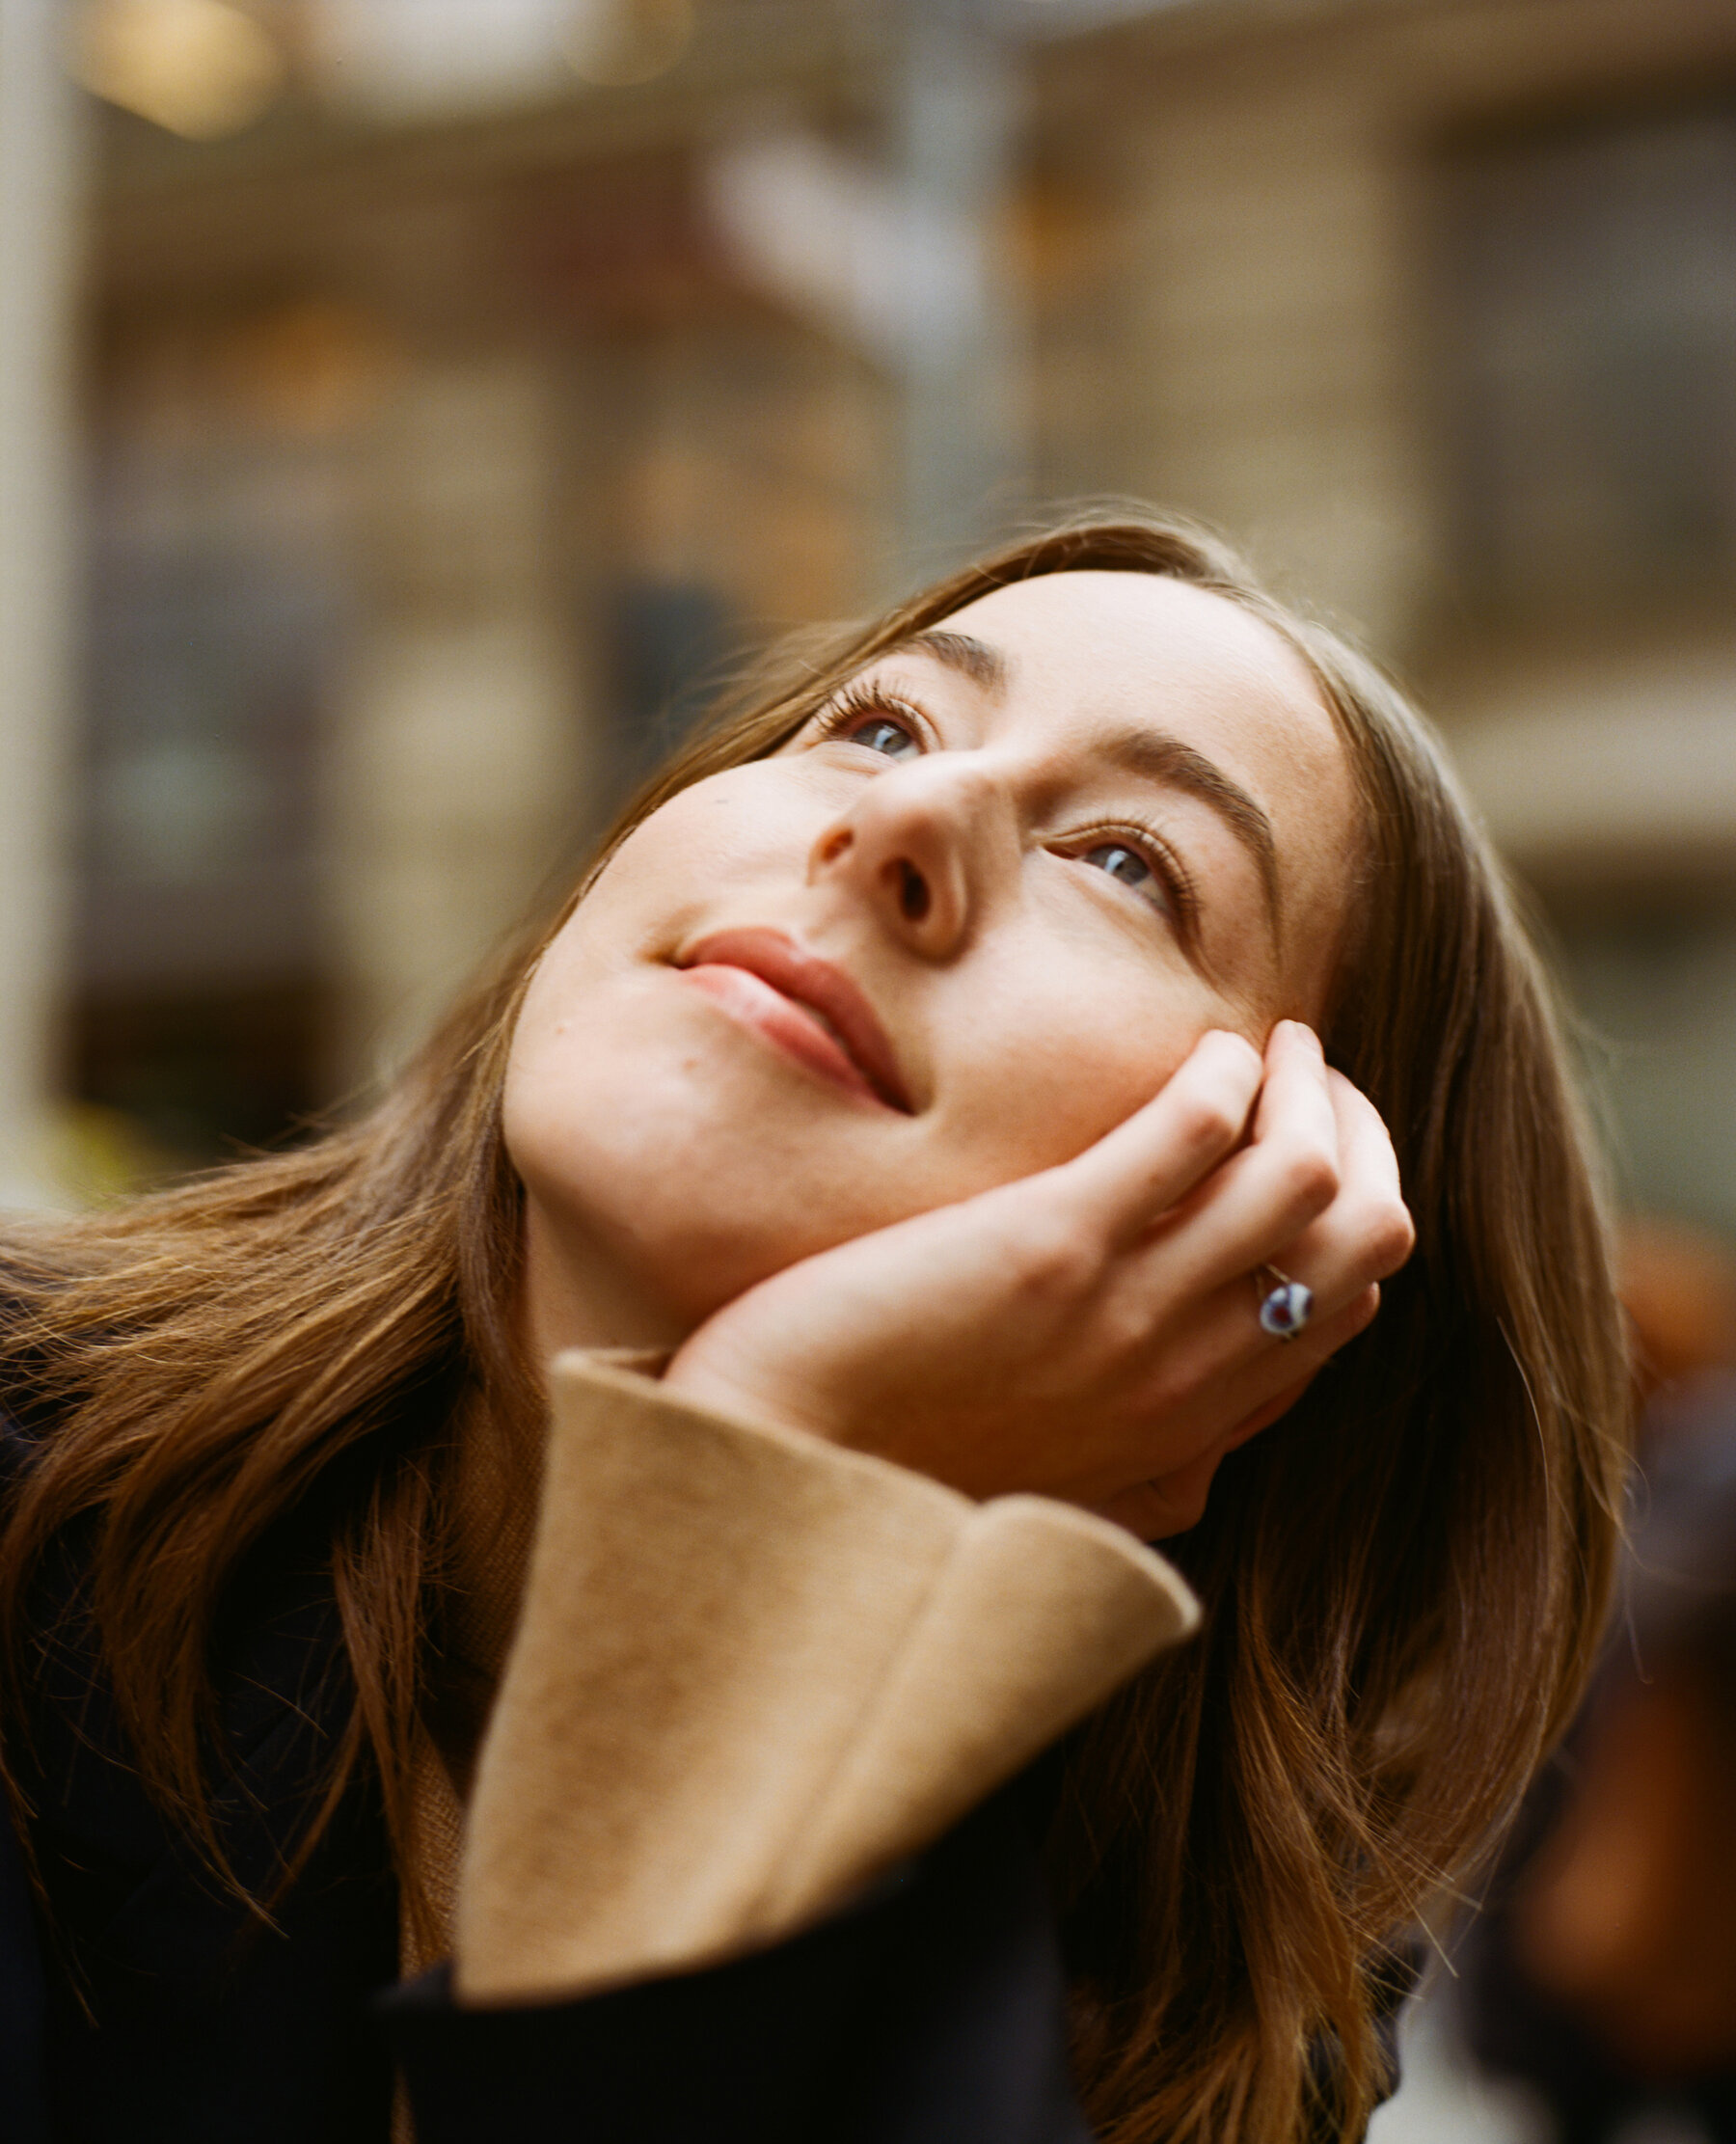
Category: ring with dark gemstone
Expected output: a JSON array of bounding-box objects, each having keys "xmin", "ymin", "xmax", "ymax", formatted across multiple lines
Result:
[{"xmin": 1257, "ymin": 1266, "xmax": 1313, "ymax": 1341}]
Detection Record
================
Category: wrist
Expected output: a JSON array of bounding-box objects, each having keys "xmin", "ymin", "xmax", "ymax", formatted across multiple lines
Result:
[{"xmin": 661, "ymin": 1339, "xmax": 847, "ymax": 1448}]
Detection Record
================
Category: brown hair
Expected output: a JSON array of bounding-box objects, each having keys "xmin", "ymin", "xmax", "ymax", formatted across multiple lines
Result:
[{"xmin": 0, "ymin": 513, "xmax": 1626, "ymax": 2140}]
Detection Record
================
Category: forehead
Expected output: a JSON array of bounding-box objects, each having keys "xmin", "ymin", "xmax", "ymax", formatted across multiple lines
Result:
[
  {"xmin": 930, "ymin": 569, "xmax": 1359, "ymax": 1003},
  {"xmin": 933, "ymin": 570, "xmax": 1334, "ymax": 760}
]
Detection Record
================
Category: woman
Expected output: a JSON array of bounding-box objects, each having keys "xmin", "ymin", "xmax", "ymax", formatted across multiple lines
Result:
[{"xmin": 0, "ymin": 514, "xmax": 1626, "ymax": 2144}]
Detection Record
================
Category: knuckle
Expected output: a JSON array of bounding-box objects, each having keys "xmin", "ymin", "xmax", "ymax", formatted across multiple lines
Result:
[
  {"xmin": 1102, "ymin": 1296, "xmax": 1160, "ymax": 1365},
  {"xmin": 1364, "ymin": 1198, "xmax": 1416, "ymax": 1275},
  {"xmin": 1172, "ymin": 1088, "xmax": 1242, "ymax": 1154},
  {"xmin": 1006, "ymin": 1213, "xmax": 1098, "ymax": 1299},
  {"xmin": 1137, "ymin": 1345, "xmax": 1208, "ymax": 1425},
  {"xmin": 1278, "ymin": 1140, "xmax": 1340, "ymax": 1214},
  {"xmin": 1304, "ymin": 1193, "xmax": 1412, "ymax": 1297}
]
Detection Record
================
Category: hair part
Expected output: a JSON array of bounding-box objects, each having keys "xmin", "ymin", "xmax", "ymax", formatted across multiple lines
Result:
[{"xmin": 0, "ymin": 510, "xmax": 1627, "ymax": 2137}]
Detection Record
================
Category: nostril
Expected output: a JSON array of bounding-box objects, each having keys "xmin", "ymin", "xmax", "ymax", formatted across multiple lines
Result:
[{"xmin": 897, "ymin": 859, "xmax": 931, "ymax": 922}]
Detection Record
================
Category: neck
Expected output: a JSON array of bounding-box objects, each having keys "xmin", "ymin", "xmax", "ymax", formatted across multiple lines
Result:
[{"xmin": 519, "ymin": 1199, "xmax": 693, "ymax": 1373}]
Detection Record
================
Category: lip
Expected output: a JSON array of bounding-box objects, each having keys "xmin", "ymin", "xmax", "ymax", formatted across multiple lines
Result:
[{"xmin": 675, "ymin": 928, "xmax": 914, "ymax": 1113}]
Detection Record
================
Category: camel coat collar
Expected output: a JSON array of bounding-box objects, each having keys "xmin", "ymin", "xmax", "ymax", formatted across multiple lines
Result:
[{"xmin": 403, "ymin": 1350, "xmax": 1199, "ymax": 2004}]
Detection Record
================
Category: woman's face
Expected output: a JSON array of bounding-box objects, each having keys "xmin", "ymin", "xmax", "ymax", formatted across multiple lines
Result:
[{"xmin": 505, "ymin": 570, "xmax": 1360, "ymax": 1339}]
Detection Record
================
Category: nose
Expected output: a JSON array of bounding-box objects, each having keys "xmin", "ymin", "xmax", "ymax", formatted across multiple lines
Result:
[{"xmin": 808, "ymin": 755, "xmax": 1008, "ymax": 960}]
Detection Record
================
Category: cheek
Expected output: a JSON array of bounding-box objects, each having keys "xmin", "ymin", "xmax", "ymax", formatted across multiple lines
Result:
[
  {"xmin": 927, "ymin": 943, "xmax": 1225, "ymax": 1190},
  {"xmin": 502, "ymin": 973, "xmax": 764, "ymax": 1311},
  {"xmin": 499, "ymin": 769, "xmax": 809, "ymax": 1159},
  {"xmin": 560, "ymin": 784, "xmax": 746, "ymax": 951},
  {"xmin": 501, "ymin": 941, "xmax": 936, "ymax": 1315}
]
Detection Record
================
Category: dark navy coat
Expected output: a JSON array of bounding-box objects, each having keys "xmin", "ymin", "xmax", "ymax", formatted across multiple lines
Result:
[{"xmin": 0, "ymin": 1405, "xmax": 1093, "ymax": 2144}]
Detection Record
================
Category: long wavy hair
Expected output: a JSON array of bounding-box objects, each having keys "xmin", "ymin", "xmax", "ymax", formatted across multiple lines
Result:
[{"xmin": 0, "ymin": 513, "xmax": 1627, "ymax": 2141}]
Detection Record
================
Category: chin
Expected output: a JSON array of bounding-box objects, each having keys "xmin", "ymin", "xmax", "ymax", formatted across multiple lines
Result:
[
  {"xmin": 504, "ymin": 990, "xmax": 922, "ymax": 1326},
  {"xmin": 519, "ymin": 1138, "xmax": 884, "ymax": 1330}
]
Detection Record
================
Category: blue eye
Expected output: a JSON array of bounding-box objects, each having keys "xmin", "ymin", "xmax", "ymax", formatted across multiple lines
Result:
[
  {"xmin": 1081, "ymin": 841, "xmax": 1169, "ymax": 910},
  {"xmin": 847, "ymin": 716, "xmax": 922, "ymax": 761}
]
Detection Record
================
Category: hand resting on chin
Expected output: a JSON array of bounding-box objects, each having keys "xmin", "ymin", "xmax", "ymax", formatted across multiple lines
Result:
[{"xmin": 664, "ymin": 1019, "xmax": 1415, "ymax": 1539}]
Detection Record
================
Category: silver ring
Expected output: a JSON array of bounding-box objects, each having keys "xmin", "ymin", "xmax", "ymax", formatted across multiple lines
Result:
[{"xmin": 1257, "ymin": 1264, "xmax": 1313, "ymax": 1342}]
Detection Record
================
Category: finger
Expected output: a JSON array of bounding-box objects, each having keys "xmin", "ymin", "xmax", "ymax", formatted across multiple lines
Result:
[
  {"xmin": 1326, "ymin": 1071, "xmax": 1403, "ymax": 1209},
  {"xmin": 1095, "ymin": 1288, "xmax": 1379, "ymax": 1538},
  {"xmin": 1253, "ymin": 1019, "xmax": 1340, "ymax": 1161},
  {"xmin": 1097, "ymin": 1292, "xmax": 1379, "ymax": 1538},
  {"xmin": 1265, "ymin": 1078, "xmax": 1414, "ymax": 1300},
  {"xmin": 1121, "ymin": 1325, "xmax": 1346, "ymax": 1536},
  {"xmin": 1125, "ymin": 1024, "xmax": 1342, "ymax": 1287},
  {"xmin": 1130, "ymin": 1273, "xmax": 1379, "ymax": 1441},
  {"xmin": 1096, "ymin": 1443, "xmax": 1226, "ymax": 1540},
  {"xmin": 1226, "ymin": 1282, "xmax": 1381, "ymax": 1413},
  {"xmin": 1316, "ymin": 1073, "xmax": 1415, "ymax": 1280},
  {"xmin": 1063, "ymin": 1028, "xmax": 1262, "ymax": 1243},
  {"xmin": 1223, "ymin": 1369, "xmax": 1316, "ymax": 1449}
]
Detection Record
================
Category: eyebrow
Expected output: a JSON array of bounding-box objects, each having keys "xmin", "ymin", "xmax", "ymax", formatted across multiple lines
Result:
[
  {"xmin": 895, "ymin": 628, "xmax": 1009, "ymax": 694},
  {"xmin": 888, "ymin": 626, "xmax": 1283, "ymax": 938},
  {"xmin": 1100, "ymin": 730, "xmax": 1282, "ymax": 937}
]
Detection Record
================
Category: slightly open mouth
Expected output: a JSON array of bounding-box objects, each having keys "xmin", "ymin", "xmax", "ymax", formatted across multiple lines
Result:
[
  {"xmin": 680, "ymin": 963, "xmax": 896, "ymax": 1108},
  {"xmin": 675, "ymin": 930, "xmax": 913, "ymax": 1113}
]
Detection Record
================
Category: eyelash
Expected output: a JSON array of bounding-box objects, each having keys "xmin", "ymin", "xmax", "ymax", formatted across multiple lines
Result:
[
  {"xmin": 812, "ymin": 679, "xmax": 934, "ymax": 748},
  {"xmin": 1067, "ymin": 818, "xmax": 1201, "ymax": 938},
  {"xmin": 809, "ymin": 681, "xmax": 1201, "ymax": 940}
]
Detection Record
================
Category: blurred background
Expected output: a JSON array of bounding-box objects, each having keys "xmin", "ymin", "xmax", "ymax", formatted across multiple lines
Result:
[{"xmin": 4, "ymin": 0, "xmax": 1736, "ymax": 2132}]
